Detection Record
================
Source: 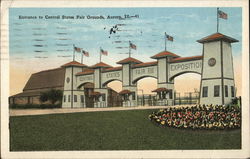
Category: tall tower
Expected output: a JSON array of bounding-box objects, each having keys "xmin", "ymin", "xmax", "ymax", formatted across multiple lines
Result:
[
  {"xmin": 61, "ymin": 61, "xmax": 87, "ymax": 108},
  {"xmin": 198, "ymin": 33, "xmax": 238, "ymax": 105}
]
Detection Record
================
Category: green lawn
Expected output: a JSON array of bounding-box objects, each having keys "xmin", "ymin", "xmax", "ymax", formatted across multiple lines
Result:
[{"xmin": 10, "ymin": 109, "xmax": 241, "ymax": 151}]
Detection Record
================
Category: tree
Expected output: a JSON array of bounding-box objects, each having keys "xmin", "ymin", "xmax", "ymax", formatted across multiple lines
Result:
[{"xmin": 39, "ymin": 89, "xmax": 63, "ymax": 105}]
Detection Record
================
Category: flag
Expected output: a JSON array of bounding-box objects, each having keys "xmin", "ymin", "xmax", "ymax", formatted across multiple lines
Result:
[
  {"xmin": 74, "ymin": 46, "xmax": 81, "ymax": 53},
  {"xmin": 218, "ymin": 10, "xmax": 228, "ymax": 19},
  {"xmin": 100, "ymin": 48, "xmax": 108, "ymax": 56},
  {"xmin": 82, "ymin": 50, "xmax": 89, "ymax": 57},
  {"xmin": 165, "ymin": 33, "xmax": 174, "ymax": 41},
  {"xmin": 129, "ymin": 41, "xmax": 137, "ymax": 50}
]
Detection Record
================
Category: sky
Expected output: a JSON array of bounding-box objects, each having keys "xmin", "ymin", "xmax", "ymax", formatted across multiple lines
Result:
[{"xmin": 9, "ymin": 7, "xmax": 242, "ymax": 96}]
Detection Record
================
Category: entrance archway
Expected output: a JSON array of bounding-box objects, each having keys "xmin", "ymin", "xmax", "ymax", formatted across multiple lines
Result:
[
  {"xmin": 136, "ymin": 77, "xmax": 157, "ymax": 106},
  {"xmin": 173, "ymin": 73, "xmax": 201, "ymax": 105},
  {"xmin": 78, "ymin": 82, "xmax": 94, "ymax": 108},
  {"xmin": 105, "ymin": 80, "xmax": 123, "ymax": 107}
]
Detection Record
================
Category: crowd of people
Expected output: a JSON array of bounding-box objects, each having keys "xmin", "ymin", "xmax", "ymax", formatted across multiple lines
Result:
[{"xmin": 149, "ymin": 105, "xmax": 241, "ymax": 130}]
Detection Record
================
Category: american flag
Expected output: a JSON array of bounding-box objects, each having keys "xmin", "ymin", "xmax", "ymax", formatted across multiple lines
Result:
[
  {"xmin": 82, "ymin": 50, "xmax": 89, "ymax": 57},
  {"xmin": 100, "ymin": 48, "xmax": 108, "ymax": 56},
  {"xmin": 218, "ymin": 10, "xmax": 228, "ymax": 19},
  {"xmin": 165, "ymin": 34, "xmax": 174, "ymax": 41},
  {"xmin": 129, "ymin": 41, "xmax": 137, "ymax": 50},
  {"xmin": 74, "ymin": 46, "xmax": 81, "ymax": 52}
]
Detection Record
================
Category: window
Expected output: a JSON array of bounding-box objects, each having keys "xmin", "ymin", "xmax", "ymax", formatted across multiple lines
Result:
[
  {"xmin": 102, "ymin": 94, "xmax": 106, "ymax": 101},
  {"xmin": 202, "ymin": 86, "xmax": 208, "ymax": 97},
  {"xmin": 158, "ymin": 92, "xmax": 162, "ymax": 99},
  {"xmin": 169, "ymin": 90, "xmax": 173, "ymax": 99},
  {"xmin": 214, "ymin": 85, "xmax": 220, "ymax": 97},
  {"xmin": 81, "ymin": 95, "xmax": 84, "ymax": 103},
  {"xmin": 63, "ymin": 95, "xmax": 66, "ymax": 102},
  {"xmin": 132, "ymin": 92, "xmax": 136, "ymax": 100},
  {"xmin": 124, "ymin": 94, "xmax": 129, "ymax": 101},
  {"xmin": 162, "ymin": 92, "xmax": 166, "ymax": 99},
  {"xmin": 68, "ymin": 95, "xmax": 71, "ymax": 102},
  {"xmin": 74, "ymin": 95, "xmax": 77, "ymax": 102},
  {"xmin": 225, "ymin": 85, "xmax": 228, "ymax": 97},
  {"xmin": 231, "ymin": 86, "xmax": 235, "ymax": 97}
]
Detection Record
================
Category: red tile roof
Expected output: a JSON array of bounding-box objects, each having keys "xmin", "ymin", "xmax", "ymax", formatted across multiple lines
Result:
[
  {"xmin": 117, "ymin": 57, "xmax": 142, "ymax": 64},
  {"xmin": 103, "ymin": 66, "xmax": 122, "ymax": 72},
  {"xmin": 91, "ymin": 62, "xmax": 112, "ymax": 68},
  {"xmin": 197, "ymin": 32, "xmax": 239, "ymax": 43},
  {"xmin": 151, "ymin": 51, "xmax": 180, "ymax": 59},
  {"xmin": 61, "ymin": 61, "xmax": 87, "ymax": 67},
  {"xmin": 170, "ymin": 56, "xmax": 203, "ymax": 63},
  {"xmin": 133, "ymin": 61, "xmax": 158, "ymax": 68},
  {"xmin": 152, "ymin": 87, "xmax": 168, "ymax": 92},
  {"xmin": 75, "ymin": 69, "xmax": 94, "ymax": 76},
  {"xmin": 119, "ymin": 89, "xmax": 132, "ymax": 94},
  {"xmin": 90, "ymin": 91, "xmax": 101, "ymax": 96}
]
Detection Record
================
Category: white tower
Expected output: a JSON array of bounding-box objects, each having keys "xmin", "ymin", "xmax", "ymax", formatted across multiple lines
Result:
[
  {"xmin": 198, "ymin": 33, "xmax": 238, "ymax": 105},
  {"xmin": 61, "ymin": 61, "xmax": 87, "ymax": 108}
]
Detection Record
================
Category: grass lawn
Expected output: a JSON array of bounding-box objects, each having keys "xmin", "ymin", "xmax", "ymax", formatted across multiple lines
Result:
[{"xmin": 10, "ymin": 109, "xmax": 241, "ymax": 151}]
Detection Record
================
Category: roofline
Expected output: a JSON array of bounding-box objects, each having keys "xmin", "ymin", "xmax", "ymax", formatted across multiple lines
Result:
[
  {"xmin": 32, "ymin": 67, "xmax": 64, "ymax": 75},
  {"xmin": 61, "ymin": 61, "xmax": 88, "ymax": 68},
  {"xmin": 102, "ymin": 67, "xmax": 122, "ymax": 72},
  {"xmin": 75, "ymin": 71, "xmax": 94, "ymax": 76},
  {"xmin": 116, "ymin": 57, "xmax": 143, "ymax": 64},
  {"xmin": 23, "ymin": 86, "xmax": 64, "ymax": 91},
  {"xmin": 90, "ymin": 62, "xmax": 112, "ymax": 68},
  {"xmin": 150, "ymin": 51, "xmax": 180, "ymax": 59},
  {"xmin": 197, "ymin": 33, "xmax": 239, "ymax": 43},
  {"xmin": 133, "ymin": 61, "xmax": 158, "ymax": 68},
  {"xmin": 170, "ymin": 56, "xmax": 203, "ymax": 63}
]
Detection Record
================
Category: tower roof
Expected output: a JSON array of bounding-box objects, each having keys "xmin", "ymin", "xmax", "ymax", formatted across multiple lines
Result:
[
  {"xmin": 197, "ymin": 32, "xmax": 239, "ymax": 43},
  {"xmin": 91, "ymin": 62, "xmax": 112, "ymax": 68},
  {"xmin": 151, "ymin": 51, "xmax": 180, "ymax": 59},
  {"xmin": 75, "ymin": 69, "xmax": 94, "ymax": 76},
  {"xmin": 170, "ymin": 56, "xmax": 203, "ymax": 63},
  {"xmin": 61, "ymin": 61, "xmax": 87, "ymax": 68},
  {"xmin": 117, "ymin": 57, "xmax": 142, "ymax": 64}
]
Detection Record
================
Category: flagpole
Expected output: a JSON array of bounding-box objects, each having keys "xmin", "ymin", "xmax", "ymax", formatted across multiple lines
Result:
[
  {"xmin": 164, "ymin": 32, "xmax": 167, "ymax": 51},
  {"xmin": 81, "ymin": 53, "xmax": 83, "ymax": 64},
  {"xmin": 129, "ymin": 41, "xmax": 131, "ymax": 57},
  {"xmin": 100, "ymin": 47, "xmax": 102, "ymax": 62},
  {"xmin": 217, "ymin": 7, "xmax": 219, "ymax": 33},
  {"xmin": 73, "ymin": 44, "xmax": 75, "ymax": 61}
]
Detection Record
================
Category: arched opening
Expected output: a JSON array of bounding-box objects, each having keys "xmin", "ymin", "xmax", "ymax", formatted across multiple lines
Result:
[
  {"xmin": 173, "ymin": 73, "xmax": 201, "ymax": 105},
  {"xmin": 136, "ymin": 77, "xmax": 157, "ymax": 106},
  {"xmin": 78, "ymin": 82, "xmax": 95, "ymax": 108},
  {"xmin": 105, "ymin": 80, "xmax": 123, "ymax": 107}
]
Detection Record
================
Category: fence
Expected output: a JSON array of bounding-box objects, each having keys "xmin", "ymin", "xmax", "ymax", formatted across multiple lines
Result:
[
  {"xmin": 137, "ymin": 92, "xmax": 200, "ymax": 106},
  {"xmin": 174, "ymin": 92, "xmax": 200, "ymax": 105}
]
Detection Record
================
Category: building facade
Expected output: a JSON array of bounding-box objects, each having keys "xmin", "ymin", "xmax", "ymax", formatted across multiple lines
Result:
[
  {"xmin": 10, "ymin": 32, "xmax": 238, "ymax": 108},
  {"xmin": 61, "ymin": 33, "xmax": 238, "ymax": 108}
]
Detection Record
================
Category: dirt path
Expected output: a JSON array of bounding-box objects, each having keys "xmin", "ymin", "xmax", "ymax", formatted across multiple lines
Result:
[{"xmin": 10, "ymin": 105, "xmax": 191, "ymax": 117}]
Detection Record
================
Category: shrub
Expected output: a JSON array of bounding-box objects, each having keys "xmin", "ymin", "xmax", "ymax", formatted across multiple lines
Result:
[{"xmin": 39, "ymin": 89, "xmax": 63, "ymax": 105}]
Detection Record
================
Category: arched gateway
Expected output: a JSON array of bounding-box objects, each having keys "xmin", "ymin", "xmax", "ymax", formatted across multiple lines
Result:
[{"xmin": 62, "ymin": 32, "xmax": 238, "ymax": 108}]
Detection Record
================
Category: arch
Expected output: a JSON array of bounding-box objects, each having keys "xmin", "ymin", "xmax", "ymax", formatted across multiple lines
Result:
[
  {"xmin": 102, "ymin": 79, "xmax": 122, "ymax": 87},
  {"xmin": 132, "ymin": 75, "xmax": 157, "ymax": 84},
  {"xmin": 169, "ymin": 71, "xmax": 201, "ymax": 81},
  {"xmin": 77, "ymin": 82, "xmax": 94, "ymax": 89}
]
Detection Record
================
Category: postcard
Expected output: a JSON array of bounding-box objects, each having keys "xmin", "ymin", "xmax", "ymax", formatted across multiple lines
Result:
[{"xmin": 1, "ymin": 0, "xmax": 249, "ymax": 158}]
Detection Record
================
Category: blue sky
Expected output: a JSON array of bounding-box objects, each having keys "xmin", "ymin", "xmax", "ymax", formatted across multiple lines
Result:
[{"xmin": 9, "ymin": 7, "xmax": 242, "ymax": 66}]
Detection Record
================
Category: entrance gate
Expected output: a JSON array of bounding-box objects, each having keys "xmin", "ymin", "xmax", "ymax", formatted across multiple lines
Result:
[
  {"xmin": 62, "ymin": 33, "xmax": 238, "ymax": 108},
  {"xmin": 174, "ymin": 92, "xmax": 200, "ymax": 105}
]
